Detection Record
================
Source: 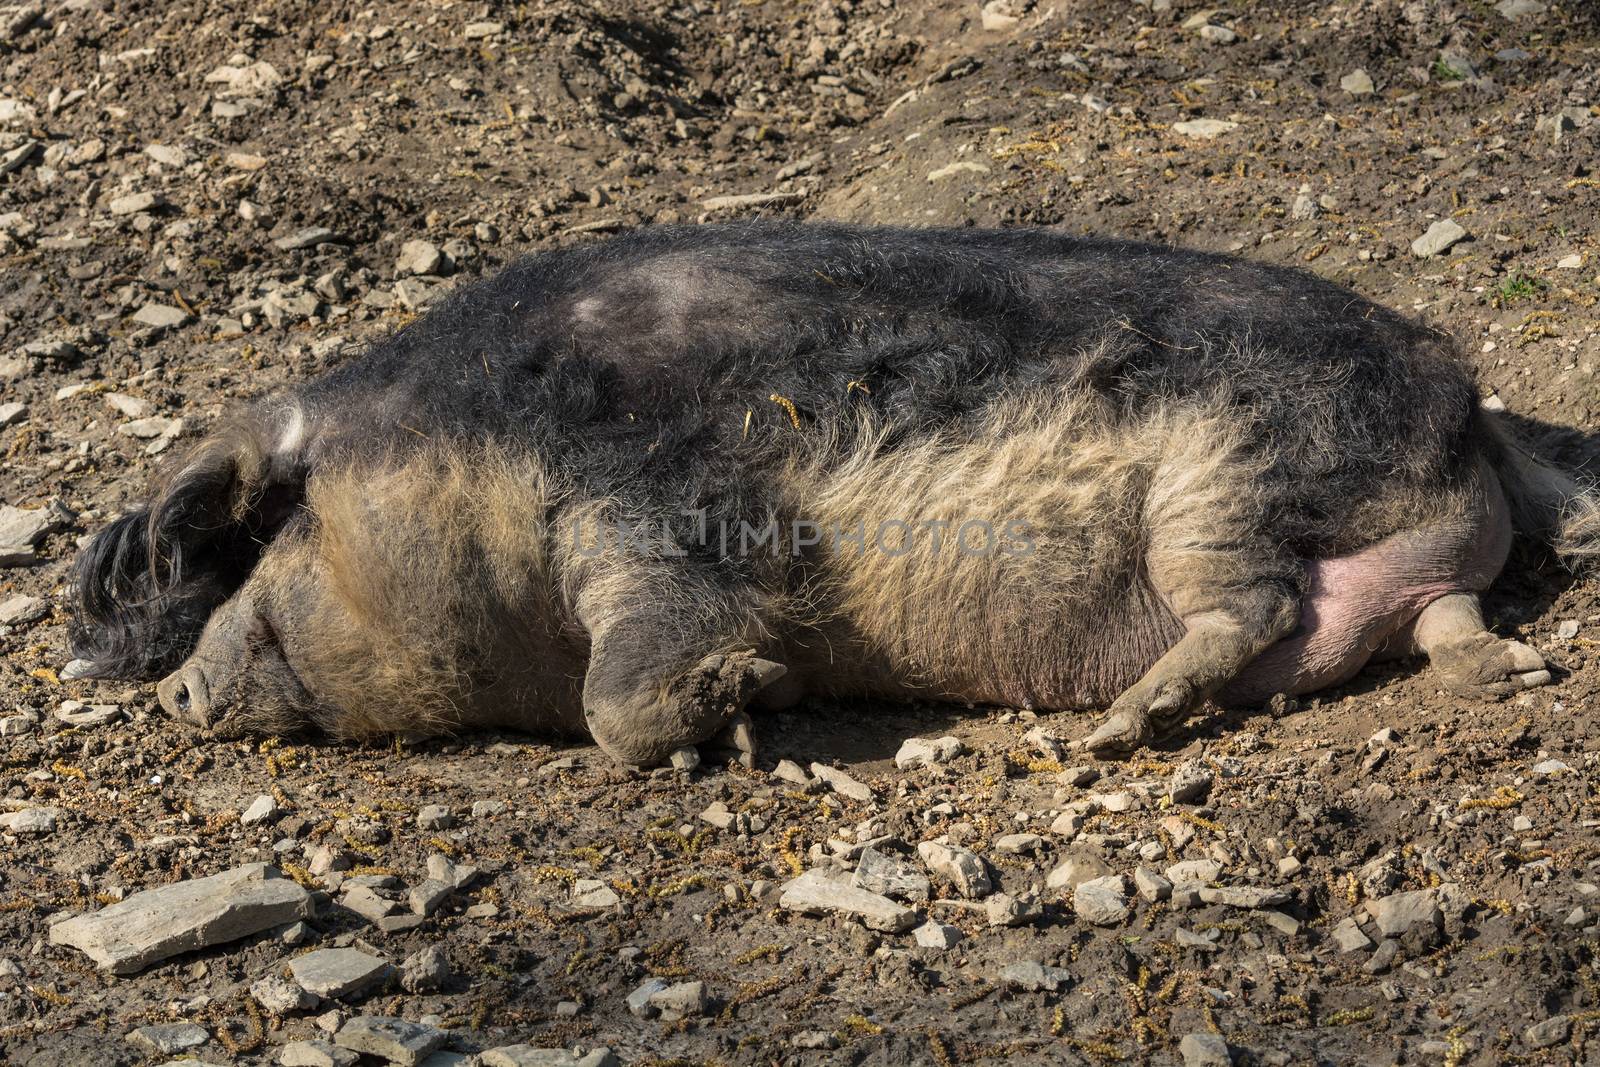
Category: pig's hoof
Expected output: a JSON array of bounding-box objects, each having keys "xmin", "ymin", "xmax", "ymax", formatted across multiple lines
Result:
[
  {"xmin": 1082, "ymin": 708, "xmax": 1153, "ymax": 757},
  {"xmin": 1433, "ymin": 633, "xmax": 1550, "ymax": 700}
]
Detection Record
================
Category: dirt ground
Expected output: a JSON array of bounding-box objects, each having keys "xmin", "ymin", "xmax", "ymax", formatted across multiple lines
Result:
[{"xmin": 3, "ymin": 0, "xmax": 1600, "ymax": 1064}]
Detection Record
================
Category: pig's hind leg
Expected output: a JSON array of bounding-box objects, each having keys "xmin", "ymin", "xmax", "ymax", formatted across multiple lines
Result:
[
  {"xmin": 573, "ymin": 558, "xmax": 787, "ymax": 767},
  {"xmin": 1081, "ymin": 433, "xmax": 1305, "ymax": 756},
  {"xmin": 1382, "ymin": 593, "xmax": 1550, "ymax": 698}
]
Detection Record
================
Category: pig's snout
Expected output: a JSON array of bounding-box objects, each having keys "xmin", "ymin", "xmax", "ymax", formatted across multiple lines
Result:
[{"xmin": 157, "ymin": 664, "xmax": 212, "ymax": 726}]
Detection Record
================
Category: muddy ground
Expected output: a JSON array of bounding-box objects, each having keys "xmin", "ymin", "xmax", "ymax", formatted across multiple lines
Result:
[{"xmin": 3, "ymin": 0, "xmax": 1600, "ymax": 1064}]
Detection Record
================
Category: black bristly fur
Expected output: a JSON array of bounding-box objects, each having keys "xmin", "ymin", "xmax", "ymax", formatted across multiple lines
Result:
[{"xmin": 72, "ymin": 221, "xmax": 1485, "ymax": 676}]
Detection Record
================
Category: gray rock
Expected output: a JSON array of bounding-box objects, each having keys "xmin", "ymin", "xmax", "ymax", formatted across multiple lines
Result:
[
  {"xmin": 984, "ymin": 892, "xmax": 1041, "ymax": 928},
  {"xmin": 1180, "ymin": 1031, "xmax": 1233, "ymax": 1067},
  {"xmin": 1340, "ymin": 69, "xmax": 1375, "ymax": 95},
  {"xmin": 130, "ymin": 304, "xmax": 191, "ymax": 329},
  {"xmin": 570, "ymin": 878, "xmax": 619, "ymax": 909},
  {"xmin": 127, "ymin": 1023, "xmax": 209, "ymax": 1054},
  {"xmin": 1525, "ymin": 1015, "xmax": 1570, "ymax": 1049},
  {"xmin": 649, "ymin": 980, "xmax": 709, "ymax": 1020},
  {"xmin": 334, "ymin": 1016, "xmax": 446, "ymax": 1066},
  {"xmin": 415, "ymin": 805, "xmax": 452, "ymax": 830},
  {"xmin": 1198, "ymin": 24, "xmax": 1236, "ymax": 43},
  {"xmin": 1134, "ymin": 867, "xmax": 1172, "ymax": 902},
  {"xmin": 994, "ymin": 833, "xmax": 1044, "ymax": 855},
  {"xmin": 1496, "ymin": 0, "xmax": 1545, "ymax": 19},
  {"xmin": 1168, "ymin": 760, "xmax": 1213, "ymax": 804},
  {"xmin": 480, "ymin": 1048, "xmax": 619, "ymax": 1067},
  {"xmin": 280, "ymin": 1039, "xmax": 360, "ymax": 1067},
  {"xmin": 0, "ymin": 712, "xmax": 38, "ymax": 736},
  {"xmin": 772, "ymin": 759, "xmax": 811, "ymax": 786},
  {"xmin": 0, "ymin": 401, "xmax": 26, "ymax": 427},
  {"xmin": 627, "ymin": 978, "xmax": 669, "ymax": 1018},
  {"xmin": 1074, "ymin": 874, "xmax": 1130, "ymax": 926},
  {"xmin": 1000, "ymin": 960, "xmax": 1071, "ymax": 992},
  {"xmin": 1046, "ymin": 850, "xmax": 1112, "ymax": 892},
  {"xmin": 1197, "ymin": 885, "xmax": 1291, "ymax": 909},
  {"xmin": 667, "ymin": 746, "xmax": 700, "ymax": 772},
  {"xmin": 400, "ymin": 945, "xmax": 450, "ymax": 994},
  {"xmin": 252, "ymin": 974, "xmax": 317, "ymax": 1014},
  {"xmin": 109, "ymin": 192, "xmax": 163, "ymax": 216},
  {"xmin": 242, "ymin": 795, "xmax": 280, "ymax": 825},
  {"xmin": 857, "ymin": 851, "xmax": 934, "ymax": 902},
  {"xmin": 0, "ymin": 502, "xmax": 71, "ymax": 548},
  {"xmin": 396, "ymin": 240, "xmax": 443, "ymax": 276},
  {"xmin": 779, "ymin": 868, "xmax": 917, "ymax": 932},
  {"xmin": 0, "ymin": 595, "xmax": 47, "ymax": 626},
  {"xmin": 913, "ymin": 921, "xmax": 961, "ymax": 949},
  {"xmin": 275, "ymin": 227, "xmax": 340, "ymax": 251},
  {"xmin": 342, "ymin": 885, "xmax": 398, "ymax": 923},
  {"xmin": 1332, "ymin": 917, "xmax": 1374, "ymax": 953},
  {"xmin": 407, "ymin": 879, "xmax": 452, "ymax": 917},
  {"xmin": 1172, "ymin": 119, "xmax": 1238, "ymax": 139},
  {"xmin": 894, "ymin": 735, "xmax": 963, "ymax": 769},
  {"xmin": 1362, "ymin": 938, "xmax": 1399, "ymax": 975},
  {"xmin": 1370, "ymin": 889, "xmax": 1442, "ymax": 937},
  {"xmin": 50, "ymin": 863, "xmax": 314, "ymax": 974},
  {"xmin": 1165, "ymin": 859, "xmax": 1223, "ymax": 886},
  {"xmin": 917, "ymin": 841, "xmax": 991, "ymax": 898},
  {"xmin": 426, "ymin": 853, "xmax": 479, "ymax": 890},
  {"xmin": 290, "ymin": 948, "xmax": 393, "ymax": 999},
  {"xmin": 810, "ymin": 762, "xmax": 875, "ymax": 803},
  {"xmin": 1411, "ymin": 219, "xmax": 1469, "ymax": 258}
]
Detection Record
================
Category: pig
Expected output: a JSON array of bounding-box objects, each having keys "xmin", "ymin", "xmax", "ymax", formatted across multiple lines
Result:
[{"xmin": 69, "ymin": 222, "xmax": 1599, "ymax": 765}]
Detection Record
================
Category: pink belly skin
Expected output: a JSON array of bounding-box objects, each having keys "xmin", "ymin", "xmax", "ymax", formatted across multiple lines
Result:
[{"xmin": 1222, "ymin": 478, "xmax": 1513, "ymax": 704}]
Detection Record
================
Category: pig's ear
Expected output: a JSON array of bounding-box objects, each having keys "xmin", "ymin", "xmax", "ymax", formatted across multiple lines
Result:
[{"xmin": 69, "ymin": 417, "xmax": 308, "ymax": 680}]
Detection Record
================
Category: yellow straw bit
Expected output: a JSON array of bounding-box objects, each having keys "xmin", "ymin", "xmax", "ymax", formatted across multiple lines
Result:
[
  {"xmin": 768, "ymin": 393, "xmax": 801, "ymax": 429},
  {"xmin": 1459, "ymin": 786, "xmax": 1523, "ymax": 811},
  {"xmin": 846, "ymin": 379, "xmax": 872, "ymax": 395}
]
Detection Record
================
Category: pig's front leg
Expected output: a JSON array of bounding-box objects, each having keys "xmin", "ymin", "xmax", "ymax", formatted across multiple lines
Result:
[{"xmin": 575, "ymin": 565, "xmax": 786, "ymax": 768}]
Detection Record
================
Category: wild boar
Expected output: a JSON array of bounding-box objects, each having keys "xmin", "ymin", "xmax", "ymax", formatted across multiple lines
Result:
[{"xmin": 69, "ymin": 222, "xmax": 1599, "ymax": 765}]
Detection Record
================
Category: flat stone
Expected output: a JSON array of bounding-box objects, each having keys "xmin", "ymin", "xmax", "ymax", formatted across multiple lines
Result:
[
  {"xmin": 913, "ymin": 921, "xmax": 961, "ymax": 950},
  {"xmin": 399, "ymin": 945, "xmax": 450, "ymax": 994},
  {"xmin": 985, "ymin": 892, "xmax": 1042, "ymax": 928},
  {"xmin": 290, "ymin": 948, "xmax": 393, "ymax": 999},
  {"xmin": 342, "ymin": 885, "xmax": 399, "ymax": 923},
  {"xmin": 1000, "ymin": 960, "xmax": 1071, "ymax": 992},
  {"xmin": 779, "ymin": 868, "xmax": 917, "ymax": 932},
  {"xmin": 571, "ymin": 879, "xmax": 620, "ymax": 909},
  {"xmin": 280, "ymin": 1038, "xmax": 360, "ymax": 1067},
  {"xmin": 894, "ymin": 735, "xmax": 963, "ymax": 769},
  {"xmin": 810, "ymin": 762, "xmax": 875, "ymax": 803},
  {"xmin": 1165, "ymin": 859, "xmax": 1223, "ymax": 886},
  {"xmin": 1259, "ymin": 910, "xmax": 1302, "ymax": 937},
  {"xmin": 396, "ymin": 240, "xmax": 442, "ymax": 276},
  {"xmin": 772, "ymin": 759, "xmax": 811, "ymax": 786},
  {"xmin": 130, "ymin": 304, "xmax": 191, "ymax": 329},
  {"xmin": 1496, "ymin": 0, "xmax": 1546, "ymax": 17},
  {"xmin": 1046, "ymin": 850, "xmax": 1112, "ymax": 892},
  {"xmin": 994, "ymin": 833, "xmax": 1044, "ymax": 855},
  {"xmin": 1332, "ymin": 916, "xmax": 1374, "ymax": 953},
  {"xmin": 1340, "ymin": 68, "xmax": 1375, "ymax": 95},
  {"xmin": 1525, "ymin": 1015, "xmax": 1570, "ymax": 1049},
  {"xmin": 416, "ymin": 805, "xmax": 452, "ymax": 830},
  {"xmin": 1168, "ymin": 760, "xmax": 1213, "ymax": 804},
  {"xmin": 252, "ymin": 974, "xmax": 318, "ymax": 1014},
  {"xmin": 0, "ymin": 502, "xmax": 71, "ymax": 547},
  {"xmin": 0, "ymin": 401, "xmax": 27, "ymax": 427},
  {"xmin": 50, "ymin": 863, "xmax": 314, "ymax": 974},
  {"xmin": 275, "ymin": 227, "xmax": 340, "ymax": 251},
  {"xmin": 102, "ymin": 392, "xmax": 152, "ymax": 418},
  {"xmin": 241, "ymin": 795, "xmax": 280, "ymax": 825},
  {"xmin": 917, "ymin": 841, "xmax": 991, "ymax": 898},
  {"xmin": 1133, "ymin": 867, "xmax": 1172, "ymax": 902},
  {"xmin": 0, "ymin": 594, "xmax": 47, "ymax": 625},
  {"xmin": 626, "ymin": 978, "xmax": 669, "ymax": 1018},
  {"xmin": 480, "ymin": 1048, "xmax": 619, "ymax": 1067},
  {"xmin": 408, "ymin": 879, "xmax": 452, "ymax": 916},
  {"xmin": 109, "ymin": 192, "xmax": 163, "ymax": 216},
  {"xmin": 926, "ymin": 161, "xmax": 990, "ymax": 182},
  {"xmin": 852, "ymin": 848, "xmax": 930, "ymax": 902},
  {"xmin": 1172, "ymin": 119, "xmax": 1238, "ymax": 139},
  {"xmin": 334, "ymin": 1016, "xmax": 446, "ymax": 1066},
  {"xmin": 1074, "ymin": 874, "xmax": 1129, "ymax": 926},
  {"xmin": 648, "ymin": 979, "xmax": 709, "ymax": 1020},
  {"xmin": 1371, "ymin": 889, "xmax": 1442, "ymax": 937},
  {"xmin": 127, "ymin": 1022, "xmax": 209, "ymax": 1054},
  {"xmin": 1411, "ymin": 219, "xmax": 1469, "ymax": 258},
  {"xmin": 1180, "ymin": 1031, "xmax": 1233, "ymax": 1067},
  {"xmin": 1197, "ymin": 885, "xmax": 1291, "ymax": 909}
]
